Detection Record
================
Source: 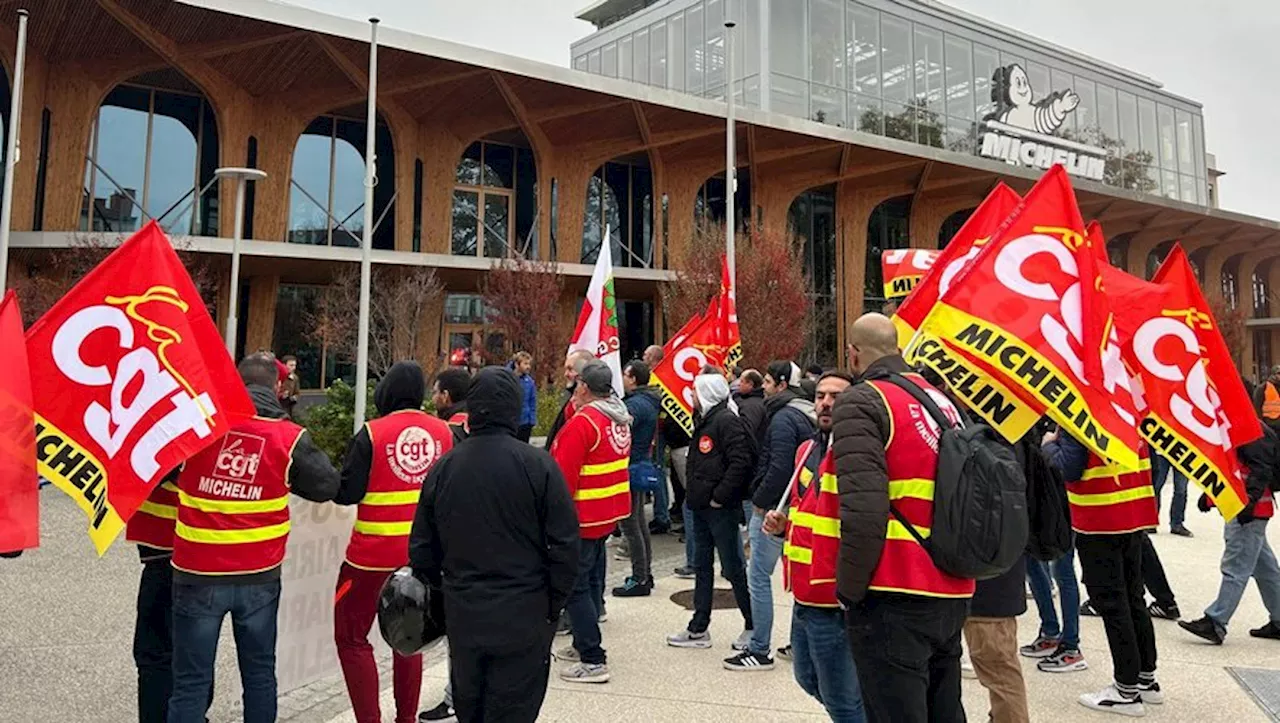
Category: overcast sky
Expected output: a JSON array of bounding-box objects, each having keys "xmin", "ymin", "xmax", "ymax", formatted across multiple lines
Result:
[{"xmin": 281, "ymin": 0, "xmax": 1278, "ymax": 221}]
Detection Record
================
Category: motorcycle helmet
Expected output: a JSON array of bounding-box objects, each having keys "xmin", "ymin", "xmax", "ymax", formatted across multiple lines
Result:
[{"xmin": 377, "ymin": 567, "xmax": 446, "ymax": 656}]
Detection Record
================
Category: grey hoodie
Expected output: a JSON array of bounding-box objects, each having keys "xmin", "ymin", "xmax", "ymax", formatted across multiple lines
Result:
[{"xmin": 587, "ymin": 396, "xmax": 634, "ymax": 426}]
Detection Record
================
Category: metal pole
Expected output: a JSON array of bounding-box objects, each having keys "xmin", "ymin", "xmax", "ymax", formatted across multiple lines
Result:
[
  {"xmin": 225, "ymin": 177, "xmax": 247, "ymax": 354},
  {"xmin": 724, "ymin": 6, "xmax": 736, "ymax": 291},
  {"xmin": 353, "ymin": 17, "xmax": 379, "ymax": 433},
  {"xmin": 0, "ymin": 9, "xmax": 28, "ymax": 292}
]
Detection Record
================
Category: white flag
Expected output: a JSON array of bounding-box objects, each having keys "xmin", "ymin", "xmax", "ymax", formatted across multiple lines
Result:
[{"xmin": 568, "ymin": 227, "xmax": 624, "ymax": 397}]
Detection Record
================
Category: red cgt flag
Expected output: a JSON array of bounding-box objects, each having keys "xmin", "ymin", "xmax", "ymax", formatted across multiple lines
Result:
[
  {"xmin": 919, "ymin": 165, "xmax": 1143, "ymax": 469},
  {"xmin": 0, "ymin": 290, "xmax": 38, "ymax": 553},
  {"xmin": 652, "ymin": 312, "xmax": 732, "ymax": 437},
  {"xmin": 715, "ymin": 256, "xmax": 742, "ymax": 368},
  {"xmin": 881, "ymin": 248, "xmax": 941, "ymax": 300},
  {"xmin": 25, "ymin": 222, "xmax": 255, "ymax": 554}
]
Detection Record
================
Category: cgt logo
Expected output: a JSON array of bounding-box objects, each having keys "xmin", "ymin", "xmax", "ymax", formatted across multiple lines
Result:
[
  {"xmin": 388, "ymin": 426, "xmax": 440, "ymax": 483},
  {"xmin": 214, "ymin": 432, "xmax": 265, "ymax": 482}
]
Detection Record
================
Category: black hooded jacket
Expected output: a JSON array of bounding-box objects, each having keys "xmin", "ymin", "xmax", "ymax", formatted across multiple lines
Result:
[
  {"xmin": 336, "ymin": 361, "xmax": 428, "ymax": 505},
  {"xmin": 409, "ymin": 366, "xmax": 581, "ymax": 648}
]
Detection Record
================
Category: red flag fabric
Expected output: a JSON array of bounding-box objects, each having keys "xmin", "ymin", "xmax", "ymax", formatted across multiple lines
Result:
[
  {"xmin": 919, "ymin": 165, "xmax": 1143, "ymax": 469},
  {"xmin": 25, "ymin": 222, "xmax": 256, "ymax": 554},
  {"xmin": 716, "ymin": 257, "xmax": 743, "ymax": 368},
  {"xmin": 664, "ymin": 311, "xmax": 704, "ymax": 356},
  {"xmin": 881, "ymin": 248, "xmax": 941, "ymax": 299},
  {"xmin": 652, "ymin": 313, "xmax": 732, "ymax": 436},
  {"xmin": 0, "ymin": 291, "xmax": 38, "ymax": 553}
]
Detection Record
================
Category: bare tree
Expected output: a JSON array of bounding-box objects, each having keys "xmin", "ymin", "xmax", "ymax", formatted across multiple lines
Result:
[{"xmin": 482, "ymin": 257, "xmax": 567, "ymax": 387}]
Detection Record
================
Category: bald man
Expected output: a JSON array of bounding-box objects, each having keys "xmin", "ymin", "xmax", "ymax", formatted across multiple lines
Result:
[
  {"xmin": 831, "ymin": 313, "xmax": 972, "ymax": 723},
  {"xmin": 643, "ymin": 345, "xmax": 664, "ymax": 368}
]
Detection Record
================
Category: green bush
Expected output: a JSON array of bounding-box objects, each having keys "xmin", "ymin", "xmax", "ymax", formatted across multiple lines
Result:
[
  {"xmin": 301, "ymin": 379, "xmax": 372, "ymax": 466},
  {"xmin": 533, "ymin": 387, "xmax": 566, "ymax": 437}
]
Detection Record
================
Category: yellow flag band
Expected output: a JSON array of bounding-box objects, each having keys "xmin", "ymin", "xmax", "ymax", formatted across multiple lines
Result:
[
  {"xmin": 908, "ymin": 334, "xmax": 1041, "ymax": 444},
  {"xmin": 1140, "ymin": 414, "xmax": 1246, "ymax": 521},
  {"xmin": 35, "ymin": 413, "xmax": 124, "ymax": 556}
]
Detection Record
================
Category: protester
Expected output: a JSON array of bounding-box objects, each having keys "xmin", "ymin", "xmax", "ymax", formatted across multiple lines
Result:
[
  {"xmin": 550, "ymin": 360, "xmax": 633, "ymax": 683},
  {"xmin": 409, "ymin": 366, "xmax": 580, "ymax": 722},
  {"xmin": 642, "ymin": 345, "xmax": 675, "ymax": 535},
  {"xmin": 1152, "ymin": 450, "xmax": 1193, "ymax": 536},
  {"xmin": 614, "ymin": 360, "xmax": 661, "ymax": 597},
  {"xmin": 733, "ymin": 369, "xmax": 767, "ymax": 446},
  {"xmin": 833, "ymin": 313, "xmax": 972, "ymax": 723},
  {"xmin": 433, "ymin": 367, "xmax": 471, "ymax": 443},
  {"xmin": 1021, "ymin": 545, "xmax": 1086, "ymax": 673},
  {"xmin": 1045, "ymin": 431, "xmax": 1162, "ymax": 716},
  {"xmin": 1080, "ymin": 534, "xmax": 1182, "ymax": 621},
  {"xmin": 1180, "ymin": 426, "xmax": 1280, "ymax": 644},
  {"xmin": 667, "ymin": 372, "xmax": 755, "ymax": 652},
  {"xmin": 1253, "ymin": 365, "xmax": 1280, "ymax": 433},
  {"xmin": 763, "ymin": 371, "xmax": 866, "ymax": 720},
  {"xmin": 544, "ymin": 349, "xmax": 595, "ymax": 449},
  {"xmin": 280, "ymin": 354, "xmax": 301, "ymax": 420},
  {"xmin": 726, "ymin": 360, "xmax": 816, "ymax": 670},
  {"xmin": 512, "ymin": 351, "xmax": 538, "ymax": 443},
  {"xmin": 331, "ymin": 361, "xmax": 453, "ymax": 723},
  {"xmin": 167, "ymin": 353, "xmax": 339, "ymax": 723}
]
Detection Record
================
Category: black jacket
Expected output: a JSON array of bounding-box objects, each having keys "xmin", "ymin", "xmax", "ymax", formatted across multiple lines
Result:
[
  {"xmin": 734, "ymin": 388, "xmax": 767, "ymax": 450},
  {"xmin": 437, "ymin": 401, "xmax": 469, "ymax": 444},
  {"xmin": 1237, "ymin": 425, "xmax": 1278, "ymax": 521},
  {"xmin": 831, "ymin": 355, "xmax": 911, "ymax": 605},
  {"xmin": 685, "ymin": 401, "xmax": 754, "ymax": 510},
  {"xmin": 970, "ymin": 555, "xmax": 1028, "ymax": 618},
  {"xmin": 409, "ymin": 367, "xmax": 580, "ymax": 649},
  {"xmin": 751, "ymin": 390, "xmax": 817, "ymax": 510},
  {"xmin": 544, "ymin": 387, "xmax": 574, "ymax": 450},
  {"xmin": 336, "ymin": 361, "xmax": 426, "ymax": 506}
]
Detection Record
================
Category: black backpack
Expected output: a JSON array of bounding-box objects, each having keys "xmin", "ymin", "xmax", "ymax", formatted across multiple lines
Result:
[
  {"xmin": 881, "ymin": 374, "xmax": 1029, "ymax": 581},
  {"xmin": 1022, "ymin": 435, "xmax": 1074, "ymax": 562}
]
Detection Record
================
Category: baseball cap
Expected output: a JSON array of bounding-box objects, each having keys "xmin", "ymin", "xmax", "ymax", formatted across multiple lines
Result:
[{"xmin": 579, "ymin": 359, "xmax": 615, "ymax": 396}]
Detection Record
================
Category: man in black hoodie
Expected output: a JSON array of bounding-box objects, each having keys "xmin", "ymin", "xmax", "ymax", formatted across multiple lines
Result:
[{"xmin": 410, "ymin": 367, "xmax": 581, "ymax": 723}]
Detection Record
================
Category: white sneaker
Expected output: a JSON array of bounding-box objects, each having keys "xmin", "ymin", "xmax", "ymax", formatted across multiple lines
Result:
[
  {"xmin": 667, "ymin": 629, "xmax": 712, "ymax": 648},
  {"xmin": 961, "ymin": 654, "xmax": 977, "ymax": 679},
  {"xmin": 1079, "ymin": 685, "xmax": 1146, "ymax": 717},
  {"xmin": 559, "ymin": 662, "xmax": 610, "ymax": 684},
  {"xmin": 1137, "ymin": 680, "xmax": 1164, "ymax": 705},
  {"xmin": 731, "ymin": 629, "xmax": 754, "ymax": 651},
  {"xmin": 553, "ymin": 645, "xmax": 579, "ymax": 662}
]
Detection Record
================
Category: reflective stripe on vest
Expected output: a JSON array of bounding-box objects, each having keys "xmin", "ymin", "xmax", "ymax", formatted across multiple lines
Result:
[
  {"xmin": 863, "ymin": 377, "xmax": 975, "ymax": 599},
  {"xmin": 1264, "ymin": 383, "xmax": 1280, "ymax": 420},
  {"xmin": 1066, "ymin": 448, "xmax": 1157, "ymax": 535},
  {"xmin": 346, "ymin": 410, "xmax": 452, "ymax": 571},
  {"xmin": 570, "ymin": 406, "xmax": 631, "ymax": 533},
  {"xmin": 171, "ymin": 417, "xmax": 302, "ymax": 576},
  {"xmin": 783, "ymin": 439, "xmax": 842, "ymax": 608},
  {"xmin": 126, "ymin": 481, "xmax": 181, "ymax": 550}
]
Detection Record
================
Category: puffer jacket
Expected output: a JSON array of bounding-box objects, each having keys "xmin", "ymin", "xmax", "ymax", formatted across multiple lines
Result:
[
  {"xmin": 751, "ymin": 389, "xmax": 817, "ymax": 510},
  {"xmin": 625, "ymin": 386, "xmax": 662, "ymax": 465},
  {"xmin": 685, "ymin": 401, "xmax": 754, "ymax": 510}
]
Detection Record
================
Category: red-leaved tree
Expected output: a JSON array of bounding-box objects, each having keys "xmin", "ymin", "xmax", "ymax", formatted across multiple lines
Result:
[
  {"xmin": 1209, "ymin": 293, "xmax": 1249, "ymax": 372},
  {"xmin": 482, "ymin": 257, "xmax": 568, "ymax": 387}
]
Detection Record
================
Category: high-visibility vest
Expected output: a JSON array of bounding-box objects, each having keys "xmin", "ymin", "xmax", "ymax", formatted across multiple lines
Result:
[
  {"xmin": 783, "ymin": 439, "xmax": 840, "ymax": 608},
  {"xmin": 447, "ymin": 411, "xmax": 470, "ymax": 438},
  {"xmin": 125, "ymin": 480, "xmax": 180, "ymax": 551},
  {"xmin": 171, "ymin": 417, "xmax": 302, "ymax": 576},
  {"xmin": 568, "ymin": 405, "xmax": 631, "ymax": 537},
  {"xmin": 1264, "ymin": 383, "xmax": 1280, "ymax": 420},
  {"xmin": 864, "ymin": 376, "xmax": 975, "ymax": 599},
  {"xmin": 346, "ymin": 410, "xmax": 453, "ymax": 571},
  {"xmin": 1066, "ymin": 447, "xmax": 1157, "ymax": 535}
]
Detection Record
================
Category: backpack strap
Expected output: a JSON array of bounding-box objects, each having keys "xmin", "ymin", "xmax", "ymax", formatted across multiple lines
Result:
[{"xmin": 879, "ymin": 373, "xmax": 957, "ymax": 431}]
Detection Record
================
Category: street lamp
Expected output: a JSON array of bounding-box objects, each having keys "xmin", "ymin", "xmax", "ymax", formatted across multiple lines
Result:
[{"xmin": 214, "ymin": 166, "xmax": 267, "ymax": 357}]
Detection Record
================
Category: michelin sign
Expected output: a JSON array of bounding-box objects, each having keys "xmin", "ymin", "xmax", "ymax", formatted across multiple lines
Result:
[{"xmin": 979, "ymin": 64, "xmax": 1106, "ymax": 181}]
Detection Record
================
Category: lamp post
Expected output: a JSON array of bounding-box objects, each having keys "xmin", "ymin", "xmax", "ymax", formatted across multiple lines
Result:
[
  {"xmin": 724, "ymin": 3, "xmax": 737, "ymax": 291},
  {"xmin": 352, "ymin": 17, "xmax": 380, "ymax": 433},
  {"xmin": 214, "ymin": 166, "xmax": 267, "ymax": 357},
  {"xmin": 0, "ymin": 8, "xmax": 28, "ymax": 292}
]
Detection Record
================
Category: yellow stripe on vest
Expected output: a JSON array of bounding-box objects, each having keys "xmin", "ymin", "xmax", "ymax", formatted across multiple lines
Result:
[
  {"xmin": 790, "ymin": 510, "xmax": 839, "ymax": 538},
  {"xmin": 887, "ymin": 519, "xmax": 930, "ymax": 541},
  {"xmin": 138, "ymin": 501, "xmax": 178, "ymax": 520},
  {"xmin": 888, "ymin": 478, "xmax": 935, "ymax": 501},
  {"xmin": 1067, "ymin": 485, "xmax": 1155, "ymax": 507},
  {"xmin": 159, "ymin": 481, "xmax": 180, "ymax": 493},
  {"xmin": 1080, "ymin": 458, "xmax": 1152, "ymax": 481},
  {"xmin": 178, "ymin": 491, "xmax": 289, "ymax": 515},
  {"xmin": 353, "ymin": 519, "xmax": 414, "ymax": 536},
  {"xmin": 784, "ymin": 542, "xmax": 812, "ymax": 564},
  {"xmin": 818, "ymin": 473, "xmax": 839, "ymax": 494},
  {"xmin": 575, "ymin": 480, "xmax": 629, "ymax": 501},
  {"xmin": 581, "ymin": 458, "xmax": 629, "ymax": 476},
  {"xmin": 175, "ymin": 520, "xmax": 291, "ymax": 544},
  {"xmin": 362, "ymin": 490, "xmax": 421, "ymax": 506}
]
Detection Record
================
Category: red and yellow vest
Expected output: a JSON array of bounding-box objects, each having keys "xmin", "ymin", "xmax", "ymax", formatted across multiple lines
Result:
[
  {"xmin": 1258, "ymin": 490, "xmax": 1275, "ymax": 520},
  {"xmin": 447, "ymin": 411, "xmax": 470, "ymax": 437},
  {"xmin": 783, "ymin": 439, "xmax": 840, "ymax": 608},
  {"xmin": 346, "ymin": 410, "xmax": 453, "ymax": 571},
  {"xmin": 1066, "ymin": 447, "xmax": 1157, "ymax": 535},
  {"xmin": 125, "ymin": 479, "xmax": 180, "ymax": 551},
  {"xmin": 864, "ymin": 377, "xmax": 975, "ymax": 599},
  {"xmin": 171, "ymin": 417, "xmax": 303, "ymax": 576},
  {"xmin": 571, "ymin": 405, "xmax": 631, "ymax": 538},
  {"xmin": 1263, "ymin": 383, "xmax": 1280, "ymax": 421}
]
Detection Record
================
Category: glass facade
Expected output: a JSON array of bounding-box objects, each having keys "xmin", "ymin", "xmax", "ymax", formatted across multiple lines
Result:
[
  {"xmin": 572, "ymin": 0, "xmax": 1209, "ymax": 204},
  {"xmin": 583, "ymin": 160, "xmax": 653, "ymax": 267},
  {"xmin": 788, "ymin": 189, "xmax": 838, "ymax": 367},
  {"xmin": 451, "ymin": 141, "xmax": 537, "ymax": 258},
  {"xmin": 288, "ymin": 114, "xmax": 394, "ymax": 249},
  {"xmin": 864, "ymin": 196, "xmax": 911, "ymax": 313}
]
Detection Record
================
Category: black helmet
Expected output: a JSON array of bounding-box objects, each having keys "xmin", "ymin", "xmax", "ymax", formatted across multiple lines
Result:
[{"xmin": 377, "ymin": 567, "xmax": 446, "ymax": 656}]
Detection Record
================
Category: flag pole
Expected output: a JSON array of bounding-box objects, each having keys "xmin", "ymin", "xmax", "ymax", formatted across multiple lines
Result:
[
  {"xmin": 0, "ymin": 8, "xmax": 28, "ymax": 293},
  {"xmin": 724, "ymin": 1, "xmax": 736, "ymax": 292},
  {"xmin": 352, "ymin": 16, "xmax": 379, "ymax": 434}
]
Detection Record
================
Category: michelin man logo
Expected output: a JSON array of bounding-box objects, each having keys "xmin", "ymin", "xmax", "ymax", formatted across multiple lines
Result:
[{"xmin": 978, "ymin": 63, "xmax": 1106, "ymax": 182}]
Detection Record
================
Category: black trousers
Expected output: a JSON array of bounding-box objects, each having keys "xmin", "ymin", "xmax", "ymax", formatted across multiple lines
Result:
[
  {"xmin": 1141, "ymin": 532, "xmax": 1176, "ymax": 608},
  {"xmin": 845, "ymin": 593, "xmax": 968, "ymax": 723},
  {"xmin": 134, "ymin": 560, "xmax": 174, "ymax": 723},
  {"xmin": 450, "ymin": 630, "xmax": 554, "ymax": 723},
  {"xmin": 1077, "ymin": 532, "xmax": 1158, "ymax": 687}
]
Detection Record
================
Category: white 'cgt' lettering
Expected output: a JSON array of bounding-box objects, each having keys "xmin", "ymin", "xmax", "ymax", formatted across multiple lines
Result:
[
  {"xmin": 50, "ymin": 304, "xmax": 217, "ymax": 480},
  {"xmin": 673, "ymin": 346, "xmax": 710, "ymax": 411},
  {"xmin": 884, "ymin": 249, "xmax": 938, "ymax": 272},
  {"xmin": 1133, "ymin": 318, "xmax": 1233, "ymax": 451}
]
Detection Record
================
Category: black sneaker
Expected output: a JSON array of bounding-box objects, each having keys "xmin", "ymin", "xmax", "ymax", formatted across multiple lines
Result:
[
  {"xmin": 419, "ymin": 701, "xmax": 456, "ymax": 722},
  {"xmin": 1080, "ymin": 600, "xmax": 1100, "ymax": 617},
  {"xmin": 1036, "ymin": 645, "xmax": 1088, "ymax": 673},
  {"xmin": 611, "ymin": 576, "xmax": 653, "ymax": 597},
  {"xmin": 1249, "ymin": 621, "xmax": 1280, "ymax": 639},
  {"xmin": 1148, "ymin": 602, "xmax": 1180, "ymax": 620},
  {"xmin": 649, "ymin": 519, "xmax": 671, "ymax": 535},
  {"xmin": 1179, "ymin": 616, "xmax": 1224, "ymax": 644},
  {"xmin": 776, "ymin": 645, "xmax": 792, "ymax": 661},
  {"xmin": 723, "ymin": 650, "xmax": 775, "ymax": 671},
  {"xmin": 1170, "ymin": 525, "xmax": 1194, "ymax": 537}
]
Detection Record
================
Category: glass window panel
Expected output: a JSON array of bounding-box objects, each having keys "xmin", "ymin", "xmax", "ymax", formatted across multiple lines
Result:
[
  {"xmin": 631, "ymin": 165, "xmax": 653, "ymax": 266},
  {"xmin": 602, "ymin": 43, "xmax": 618, "ymax": 77},
  {"xmin": 1097, "ymin": 83, "xmax": 1118, "ymax": 145},
  {"xmin": 482, "ymin": 143, "xmax": 514, "ymax": 189},
  {"xmin": 650, "ymin": 22, "xmax": 667, "ymax": 88},
  {"xmin": 1050, "ymin": 68, "xmax": 1074, "ymax": 135},
  {"xmin": 686, "ymin": 4, "xmax": 704, "ymax": 94},
  {"xmin": 742, "ymin": 0, "xmax": 760, "ymax": 78},
  {"xmin": 483, "ymin": 194, "xmax": 510, "ymax": 257},
  {"xmin": 1175, "ymin": 108, "xmax": 1193, "ymax": 175},
  {"xmin": 1180, "ymin": 174, "xmax": 1197, "ymax": 204},
  {"xmin": 883, "ymin": 100, "xmax": 913, "ymax": 141},
  {"xmin": 742, "ymin": 74, "xmax": 761, "ymax": 107},
  {"xmin": 456, "ymin": 142, "xmax": 482, "ymax": 185},
  {"xmin": 770, "ymin": 0, "xmax": 805, "ymax": 77},
  {"xmin": 92, "ymin": 100, "xmax": 149, "ymax": 233},
  {"xmin": 811, "ymin": 85, "xmax": 845, "ymax": 126},
  {"xmin": 1162, "ymin": 169, "xmax": 1179, "ymax": 199},
  {"xmin": 1196, "ymin": 178, "xmax": 1207, "ymax": 206},
  {"xmin": 618, "ymin": 36, "xmax": 633, "ymax": 81},
  {"xmin": 973, "ymin": 44, "xmax": 999, "ymax": 119},
  {"xmin": 604, "ymin": 163, "xmax": 628, "ymax": 263},
  {"xmin": 452, "ymin": 189, "xmax": 478, "ymax": 255},
  {"xmin": 1193, "ymin": 114, "xmax": 1206, "ymax": 178},
  {"xmin": 1026, "ymin": 62, "xmax": 1050, "ymax": 103},
  {"xmin": 945, "ymin": 117, "xmax": 976, "ymax": 154},
  {"xmin": 1138, "ymin": 97, "xmax": 1158, "ymax": 158},
  {"xmin": 633, "ymin": 30, "xmax": 649, "ymax": 84},
  {"xmin": 771, "ymin": 73, "xmax": 809, "ymax": 117},
  {"xmin": 273, "ymin": 285, "xmax": 322, "ymax": 389},
  {"xmin": 515, "ymin": 147, "xmax": 537, "ymax": 256},
  {"xmin": 914, "ymin": 103, "xmax": 943, "ymax": 147},
  {"xmin": 848, "ymin": 4, "xmax": 879, "ymax": 95},
  {"xmin": 810, "ymin": 0, "xmax": 843, "ymax": 87},
  {"xmin": 588, "ymin": 49, "xmax": 601, "ymax": 74},
  {"xmin": 1157, "ymin": 104, "xmax": 1177, "ymax": 171},
  {"xmin": 1124, "ymin": 161, "xmax": 1157, "ymax": 193},
  {"xmin": 329, "ymin": 128, "xmax": 366, "ymax": 248},
  {"xmin": 880, "ymin": 14, "xmax": 910, "ymax": 103},
  {"xmin": 288, "ymin": 129, "xmax": 331, "ymax": 244},
  {"xmin": 147, "ymin": 112, "xmax": 197, "ymax": 234},
  {"xmin": 1074, "ymin": 77, "xmax": 1096, "ymax": 139},
  {"xmin": 944, "ymin": 35, "xmax": 972, "ymax": 120},
  {"xmin": 705, "ymin": 0, "xmax": 725, "ymax": 95},
  {"xmin": 582, "ymin": 173, "xmax": 603, "ymax": 262},
  {"xmin": 1000, "ymin": 52, "xmax": 1024, "ymax": 74},
  {"xmin": 852, "ymin": 93, "xmax": 882, "ymax": 134},
  {"xmin": 1118, "ymin": 91, "xmax": 1139, "ymax": 158},
  {"xmin": 913, "ymin": 26, "xmax": 943, "ymax": 114},
  {"xmin": 669, "ymin": 14, "xmax": 685, "ymax": 91},
  {"xmin": 573, "ymin": 55, "xmax": 587, "ymax": 71}
]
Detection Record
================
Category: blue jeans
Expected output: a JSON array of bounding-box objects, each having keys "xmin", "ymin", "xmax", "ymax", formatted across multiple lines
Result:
[
  {"xmin": 1152, "ymin": 453, "xmax": 1188, "ymax": 528},
  {"xmin": 792, "ymin": 605, "xmax": 866, "ymax": 723},
  {"xmin": 688, "ymin": 506, "xmax": 752, "ymax": 633},
  {"xmin": 1205, "ymin": 517, "xmax": 1280, "ymax": 634},
  {"xmin": 566, "ymin": 537, "xmax": 607, "ymax": 664},
  {"xmin": 747, "ymin": 509, "xmax": 784, "ymax": 655},
  {"xmin": 1027, "ymin": 548, "xmax": 1081, "ymax": 648},
  {"xmin": 652, "ymin": 436, "xmax": 671, "ymax": 526},
  {"xmin": 169, "ymin": 580, "xmax": 281, "ymax": 723}
]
